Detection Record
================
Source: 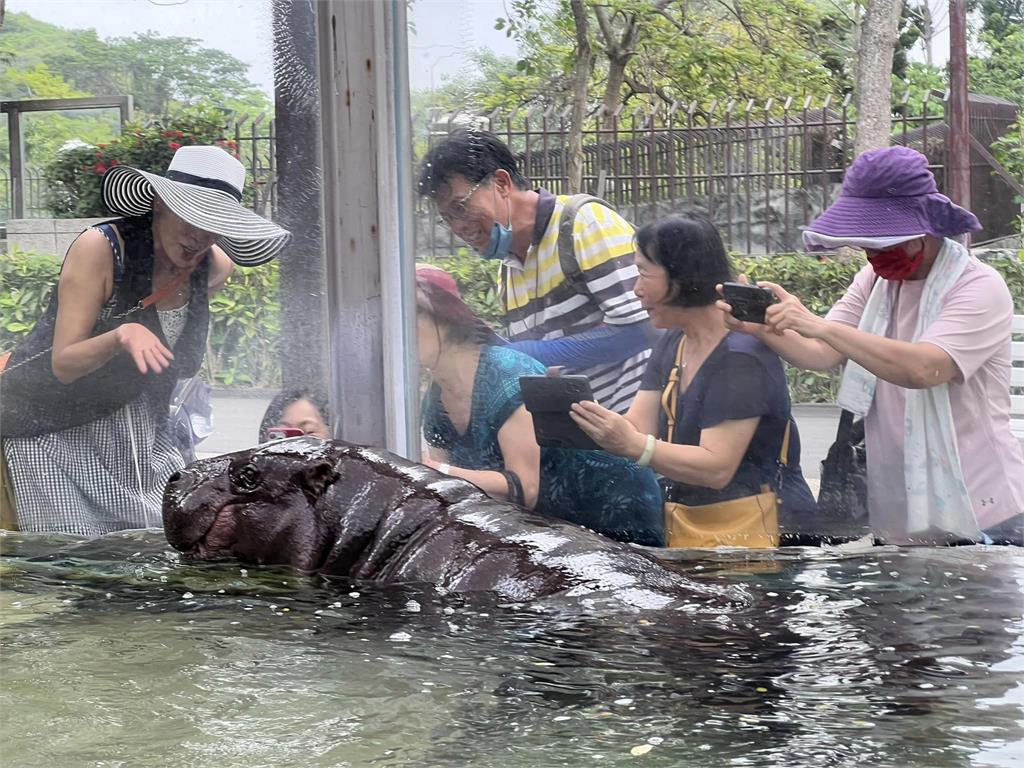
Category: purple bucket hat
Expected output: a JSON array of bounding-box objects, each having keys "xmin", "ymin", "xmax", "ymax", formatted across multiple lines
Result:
[{"xmin": 803, "ymin": 146, "xmax": 980, "ymax": 251}]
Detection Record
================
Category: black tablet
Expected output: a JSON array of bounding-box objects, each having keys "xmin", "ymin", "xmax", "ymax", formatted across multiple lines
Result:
[{"xmin": 519, "ymin": 375, "xmax": 602, "ymax": 451}]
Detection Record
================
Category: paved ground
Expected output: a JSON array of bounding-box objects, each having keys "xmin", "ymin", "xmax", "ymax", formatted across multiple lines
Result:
[{"xmin": 200, "ymin": 391, "xmax": 839, "ymax": 490}]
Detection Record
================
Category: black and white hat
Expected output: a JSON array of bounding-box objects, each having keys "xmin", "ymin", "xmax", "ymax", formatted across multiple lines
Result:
[{"xmin": 101, "ymin": 145, "xmax": 291, "ymax": 266}]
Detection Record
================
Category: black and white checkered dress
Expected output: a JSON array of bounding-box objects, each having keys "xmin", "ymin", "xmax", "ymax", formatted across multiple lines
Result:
[{"xmin": 4, "ymin": 304, "xmax": 190, "ymax": 537}]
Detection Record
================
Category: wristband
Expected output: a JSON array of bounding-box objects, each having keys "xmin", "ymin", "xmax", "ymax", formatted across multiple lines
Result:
[
  {"xmin": 636, "ymin": 434, "xmax": 657, "ymax": 467},
  {"xmin": 438, "ymin": 463, "xmax": 451, "ymax": 475}
]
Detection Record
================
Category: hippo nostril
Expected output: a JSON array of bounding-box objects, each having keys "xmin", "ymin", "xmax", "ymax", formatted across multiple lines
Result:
[{"xmin": 166, "ymin": 470, "xmax": 195, "ymax": 494}]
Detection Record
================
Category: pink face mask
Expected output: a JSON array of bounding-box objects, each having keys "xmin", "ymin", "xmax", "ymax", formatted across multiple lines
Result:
[{"xmin": 867, "ymin": 243, "xmax": 924, "ymax": 281}]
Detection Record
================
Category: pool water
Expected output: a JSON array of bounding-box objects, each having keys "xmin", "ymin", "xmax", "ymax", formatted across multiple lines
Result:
[{"xmin": 1, "ymin": 530, "xmax": 1022, "ymax": 767}]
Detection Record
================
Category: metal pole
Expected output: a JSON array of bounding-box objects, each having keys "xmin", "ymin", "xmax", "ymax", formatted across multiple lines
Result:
[
  {"xmin": 8, "ymin": 106, "xmax": 23, "ymax": 219},
  {"xmin": 947, "ymin": 0, "xmax": 971, "ymax": 217},
  {"xmin": 315, "ymin": 0, "xmax": 418, "ymax": 455},
  {"xmin": 273, "ymin": 0, "xmax": 328, "ymax": 395}
]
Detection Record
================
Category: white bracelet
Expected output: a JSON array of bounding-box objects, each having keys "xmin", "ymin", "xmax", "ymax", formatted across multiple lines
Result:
[
  {"xmin": 636, "ymin": 434, "xmax": 657, "ymax": 467},
  {"xmin": 438, "ymin": 462, "xmax": 451, "ymax": 475}
]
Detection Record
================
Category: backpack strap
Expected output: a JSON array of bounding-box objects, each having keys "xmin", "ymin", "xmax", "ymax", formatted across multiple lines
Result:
[{"xmin": 556, "ymin": 194, "xmax": 617, "ymax": 295}]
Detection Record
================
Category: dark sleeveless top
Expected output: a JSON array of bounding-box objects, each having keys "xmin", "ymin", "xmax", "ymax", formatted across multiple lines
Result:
[{"xmin": 0, "ymin": 215, "xmax": 210, "ymax": 438}]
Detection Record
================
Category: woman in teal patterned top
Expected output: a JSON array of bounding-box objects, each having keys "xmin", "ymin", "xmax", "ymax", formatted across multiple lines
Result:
[{"xmin": 416, "ymin": 265, "xmax": 663, "ymax": 546}]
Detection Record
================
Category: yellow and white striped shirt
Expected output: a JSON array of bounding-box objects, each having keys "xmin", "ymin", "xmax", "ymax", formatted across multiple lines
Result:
[{"xmin": 501, "ymin": 195, "xmax": 650, "ymax": 414}]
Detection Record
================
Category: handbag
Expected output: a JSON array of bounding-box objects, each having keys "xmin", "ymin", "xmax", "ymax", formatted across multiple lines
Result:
[
  {"xmin": 660, "ymin": 335, "xmax": 784, "ymax": 549},
  {"xmin": 816, "ymin": 409, "xmax": 870, "ymax": 541}
]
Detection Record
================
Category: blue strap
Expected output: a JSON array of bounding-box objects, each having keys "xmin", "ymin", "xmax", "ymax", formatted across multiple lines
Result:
[{"xmin": 93, "ymin": 223, "xmax": 125, "ymax": 284}]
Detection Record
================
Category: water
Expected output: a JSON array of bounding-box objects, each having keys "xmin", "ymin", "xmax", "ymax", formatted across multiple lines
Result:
[{"xmin": 1, "ymin": 530, "xmax": 1022, "ymax": 767}]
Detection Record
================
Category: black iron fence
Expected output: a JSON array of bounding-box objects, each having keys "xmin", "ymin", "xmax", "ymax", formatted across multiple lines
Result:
[
  {"xmin": 227, "ymin": 113, "xmax": 277, "ymax": 219},
  {"xmin": 418, "ymin": 91, "xmax": 1020, "ymax": 257}
]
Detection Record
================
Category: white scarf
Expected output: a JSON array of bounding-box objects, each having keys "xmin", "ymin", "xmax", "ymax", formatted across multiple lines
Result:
[{"xmin": 836, "ymin": 239, "xmax": 979, "ymax": 540}]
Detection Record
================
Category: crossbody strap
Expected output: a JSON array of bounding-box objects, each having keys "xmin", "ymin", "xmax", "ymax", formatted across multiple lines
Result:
[{"xmin": 660, "ymin": 335, "xmax": 686, "ymax": 444}]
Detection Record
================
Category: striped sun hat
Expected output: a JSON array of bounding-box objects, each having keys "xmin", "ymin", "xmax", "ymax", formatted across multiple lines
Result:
[{"xmin": 101, "ymin": 145, "xmax": 291, "ymax": 266}]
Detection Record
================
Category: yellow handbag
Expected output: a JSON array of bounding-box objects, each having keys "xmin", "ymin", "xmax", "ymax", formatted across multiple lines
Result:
[{"xmin": 660, "ymin": 336, "xmax": 786, "ymax": 549}]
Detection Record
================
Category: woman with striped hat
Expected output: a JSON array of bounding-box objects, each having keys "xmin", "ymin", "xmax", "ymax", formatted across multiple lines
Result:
[{"xmin": 1, "ymin": 145, "xmax": 290, "ymax": 537}]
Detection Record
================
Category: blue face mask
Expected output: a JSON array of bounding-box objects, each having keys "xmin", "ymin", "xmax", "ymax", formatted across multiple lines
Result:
[{"xmin": 483, "ymin": 221, "xmax": 513, "ymax": 261}]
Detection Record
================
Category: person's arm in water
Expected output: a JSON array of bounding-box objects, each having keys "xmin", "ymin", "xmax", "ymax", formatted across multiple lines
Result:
[
  {"xmin": 507, "ymin": 321, "xmax": 655, "ymax": 368},
  {"xmin": 422, "ymin": 405, "xmax": 541, "ymax": 508},
  {"xmin": 719, "ymin": 280, "xmax": 958, "ymax": 389},
  {"xmin": 51, "ymin": 229, "xmax": 174, "ymax": 384}
]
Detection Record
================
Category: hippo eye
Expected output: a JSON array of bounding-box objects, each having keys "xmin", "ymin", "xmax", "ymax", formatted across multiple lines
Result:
[{"xmin": 231, "ymin": 463, "xmax": 262, "ymax": 493}]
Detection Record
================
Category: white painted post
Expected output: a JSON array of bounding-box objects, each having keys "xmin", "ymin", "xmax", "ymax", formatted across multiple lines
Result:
[{"xmin": 315, "ymin": 0, "xmax": 419, "ymax": 457}]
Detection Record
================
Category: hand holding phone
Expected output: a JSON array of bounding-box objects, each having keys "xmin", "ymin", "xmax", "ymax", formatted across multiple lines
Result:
[
  {"xmin": 721, "ymin": 282, "xmax": 775, "ymax": 324},
  {"xmin": 519, "ymin": 375, "xmax": 601, "ymax": 450}
]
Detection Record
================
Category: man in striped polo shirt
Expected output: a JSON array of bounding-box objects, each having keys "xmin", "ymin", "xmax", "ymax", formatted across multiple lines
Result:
[{"xmin": 418, "ymin": 129, "xmax": 655, "ymax": 414}]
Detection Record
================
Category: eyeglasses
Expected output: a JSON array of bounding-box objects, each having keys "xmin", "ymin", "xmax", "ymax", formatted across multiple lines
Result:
[{"xmin": 435, "ymin": 176, "xmax": 489, "ymax": 228}]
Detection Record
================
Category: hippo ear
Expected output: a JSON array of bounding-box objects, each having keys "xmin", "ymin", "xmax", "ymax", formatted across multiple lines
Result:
[{"xmin": 301, "ymin": 459, "xmax": 339, "ymax": 502}]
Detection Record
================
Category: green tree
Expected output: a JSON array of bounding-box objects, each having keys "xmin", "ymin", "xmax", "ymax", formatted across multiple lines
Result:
[
  {"xmin": 0, "ymin": 11, "xmax": 272, "ymax": 115},
  {"xmin": 969, "ymin": 27, "xmax": 1024, "ymax": 106}
]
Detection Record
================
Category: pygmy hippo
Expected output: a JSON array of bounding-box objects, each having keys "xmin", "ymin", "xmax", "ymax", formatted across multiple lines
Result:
[{"xmin": 162, "ymin": 437, "xmax": 738, "ymax": 608}]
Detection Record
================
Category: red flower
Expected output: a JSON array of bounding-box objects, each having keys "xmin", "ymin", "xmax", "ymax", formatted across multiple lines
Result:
[
  {"xmin": 168, "ymin": 141, "xmax": 182, "ymax": 151},
  {"xmin": 161, "ymin": 130, "xmax": 176, "ymax": 138},
  {"xmin": 95, "ymin": 162, "xmax": 108, "ymax": 173},
  {"xmin": 97, "ymin": 143, "xmax": 107, "ymax": 148},
  {"xmin": 174, "ymin": 131, "xmax": 185, "ymax": 138},
  {"xmin": 109, "ymin": 159, "xmax": 120, "ymax": 166}
]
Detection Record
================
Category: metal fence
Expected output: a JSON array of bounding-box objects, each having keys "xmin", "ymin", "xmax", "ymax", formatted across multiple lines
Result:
[
  {"xmin": 227, "ymin": 113, "xmax": 277, "ymax": 219},
  {"xmin": 0, "ymin": 167, "xmax": 54, "ymax": 221},
  {"xmin": 418, "ymin": 92, "xmax": 1020, "ymax": 257}
]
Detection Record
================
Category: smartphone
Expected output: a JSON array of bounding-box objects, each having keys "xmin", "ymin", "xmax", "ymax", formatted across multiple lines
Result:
[
  {"xmin": 519, "ymin": 375, "xmax": 602, "ymax": 451},
  {"xmin": 721, "ymin": 282, "xmax": 774, "ymax": 324},
  {"xmin": 267, "ymin": 426, "xmax": 305, "ymax": 440}
]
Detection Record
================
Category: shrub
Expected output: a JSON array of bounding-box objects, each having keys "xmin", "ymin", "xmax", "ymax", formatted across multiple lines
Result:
[
  {"xmin": 4, "ymin": 246, "xmax": 1022, "ymax": 401},
  {"xmin": 43, "ymin": 104, "xmax": 242, "ymax": 218},
  {"xmin": 0, "ymin": 247, "xmax": 62, "ymax": 353}
]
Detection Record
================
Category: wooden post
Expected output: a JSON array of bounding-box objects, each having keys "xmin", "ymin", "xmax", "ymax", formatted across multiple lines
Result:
[
  {"xmin": 315, "ymin": 0, "xmax": 418, "ymax": 455},
  {"xmin": 947, "ymin": 0, "xmax": 971, "ymax": 220}
]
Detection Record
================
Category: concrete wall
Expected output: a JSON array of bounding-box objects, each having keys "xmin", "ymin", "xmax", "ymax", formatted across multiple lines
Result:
[{"xmin": 6, "ymin": 217, "xmax": 107, "ymax": 257}]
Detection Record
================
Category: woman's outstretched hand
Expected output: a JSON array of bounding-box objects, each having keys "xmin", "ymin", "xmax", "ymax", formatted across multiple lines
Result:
[
  {"xmin": 570, "ymin": 400, "xmax": 646, "ymax": 459},
  {"xmin": 115, "ymin": 323, "xmax": 174, "ymax": 375},
  {"xmin": 714, "ymin": 274, "xmax": 768, "ymax": 335},
  {"xmin": 757, "ymin": 281, "xmax": 828, "ymax": 339}
]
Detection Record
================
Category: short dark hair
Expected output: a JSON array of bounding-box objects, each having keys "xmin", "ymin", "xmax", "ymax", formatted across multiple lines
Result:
[
  {"xmin": 258, "ymin": 388, "xmax": 331, "ymax": 443},
  {"xmin": 635, "ymin": 214, "xmax": 734, "ymax": 308},
  {"xmin": 417, "ymin": 128, "xmax": 530, "ymax": 197}
]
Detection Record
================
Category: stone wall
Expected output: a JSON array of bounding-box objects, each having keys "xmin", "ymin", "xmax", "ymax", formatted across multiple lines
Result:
[{"xmin": 6, "ymin": 217, "xmax": 107, "ymax": 257}]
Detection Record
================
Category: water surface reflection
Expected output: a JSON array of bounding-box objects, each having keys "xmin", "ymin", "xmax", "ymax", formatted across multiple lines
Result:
[{"xmin": 1, "ymin": 531, "xmax": 1021, "ymax": 767}]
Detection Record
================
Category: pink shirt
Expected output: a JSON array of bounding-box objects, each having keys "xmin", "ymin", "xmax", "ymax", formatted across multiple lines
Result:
[{"xmin": 827, "ymin": 258, "xmax": 1024, "ymax": 541}]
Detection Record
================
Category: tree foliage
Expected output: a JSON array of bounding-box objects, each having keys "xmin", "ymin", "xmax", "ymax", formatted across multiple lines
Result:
[
  {"xmin": 487, "ymin": 0, "xmax": 842, "ymax": 114},
  {"xmin": 0, "ymin": 11, "xmax": 269, "ymax": 114},
  {"xmin": 0, "ymin": 10, "xmax": 270, "ymax": 169}
]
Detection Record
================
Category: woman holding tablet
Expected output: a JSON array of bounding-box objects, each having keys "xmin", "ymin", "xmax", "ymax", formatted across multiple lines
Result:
[{"xmin": 415, "ymin": 264, "xmax": 664, "ymax": 546}]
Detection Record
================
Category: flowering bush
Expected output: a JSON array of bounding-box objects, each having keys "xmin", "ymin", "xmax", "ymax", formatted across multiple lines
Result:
[{"xmin": 43, "ymin": 105, "xmax": 243, "ymax": 218}]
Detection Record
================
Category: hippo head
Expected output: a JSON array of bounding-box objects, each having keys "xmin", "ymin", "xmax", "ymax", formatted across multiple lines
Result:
[{"xmin": 162, "ymin": 437, "xmax": 341, "ymax": 572}]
